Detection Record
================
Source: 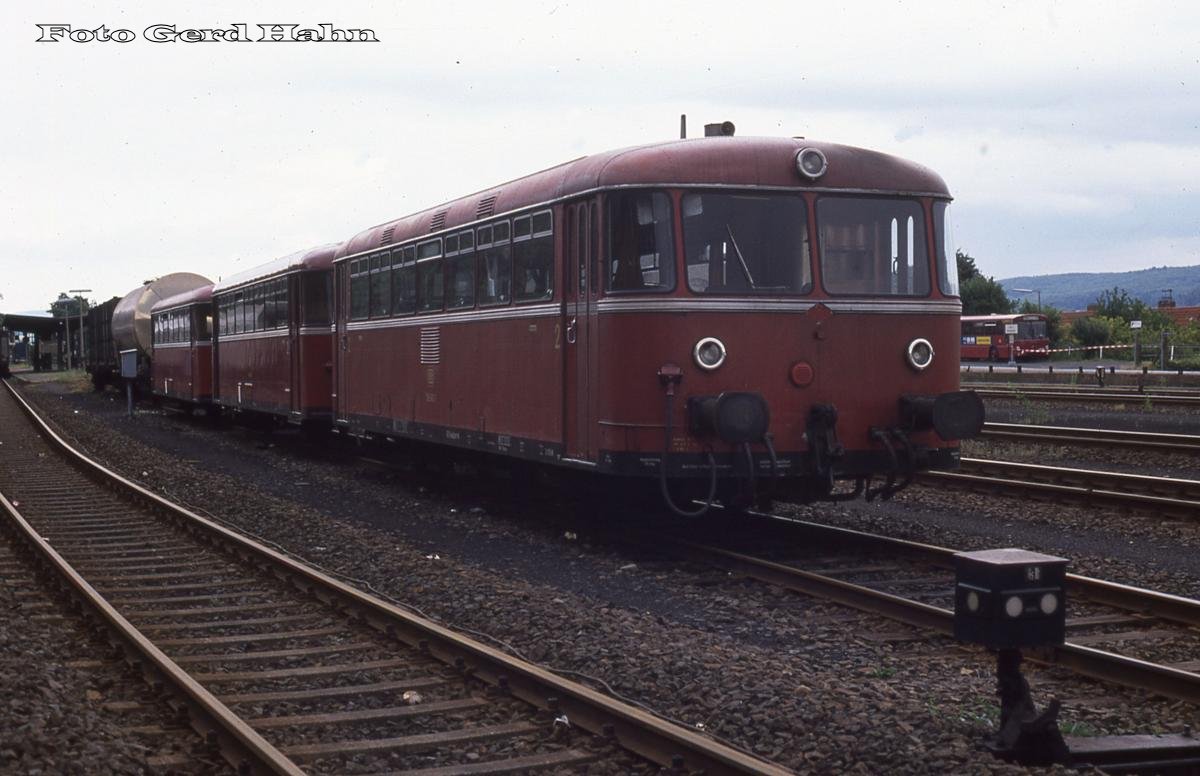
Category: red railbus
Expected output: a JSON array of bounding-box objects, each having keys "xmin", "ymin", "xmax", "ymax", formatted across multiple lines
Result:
[
  {"xmin": 211, "ymin": 245, "xmax": 338, "ymax": 424},
  {"xmin": 331, "ymin": 135, "xmax": 984, "ymax": 511},
  {"xmin": 150, "ymin": 285, "xmax": 214, "ymax": 404},
  {"xmin": 960, "ymin": 313, "xmax": 1049, "ymax": 361}
]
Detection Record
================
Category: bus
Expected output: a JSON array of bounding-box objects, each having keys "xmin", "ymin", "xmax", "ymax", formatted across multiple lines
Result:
[{"xmin": 961, "ymin": 313, "xmax": 1049, "ymax": 361}]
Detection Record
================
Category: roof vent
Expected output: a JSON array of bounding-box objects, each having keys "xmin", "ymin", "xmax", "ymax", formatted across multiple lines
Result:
[
  {"xmin": 704, "ymin": 121, "xmax": 736, "ymax": 137},
  {"xmin": 476, "ymin": 195, "xmax": 498, "ymax": 219},
  {"xmin": 380, "ymin": 225, "xmax": 395, "ymax": 245},
  {"xmin": 429, "ymin": 211, "xmax": 447, "ymax": 232}
]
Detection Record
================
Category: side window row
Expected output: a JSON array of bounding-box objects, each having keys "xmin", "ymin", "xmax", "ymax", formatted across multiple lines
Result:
[
  {"xmin": 216, "ymin": 277, "xmax": 290, "ymax": 337},
  {"xmin": 152, "ymin": 308, "xmax": 193, "ymax": 345},
  {"xmin": 348, "ymin": 210, "xmax": 553, "ymax": 321}
]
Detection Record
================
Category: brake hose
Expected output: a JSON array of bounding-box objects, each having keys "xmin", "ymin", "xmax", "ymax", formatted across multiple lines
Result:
[{"xmin": 658, "ymin": 390, "xmax": 718, "ymax": 518}]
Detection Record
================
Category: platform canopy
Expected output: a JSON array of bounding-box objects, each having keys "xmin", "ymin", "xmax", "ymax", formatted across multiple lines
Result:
[{"xmin": 1, "ymin": 312, "xmax": 64, "ymax": 337}]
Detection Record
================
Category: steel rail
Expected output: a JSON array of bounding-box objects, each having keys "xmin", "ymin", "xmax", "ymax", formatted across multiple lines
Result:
[
  {"xmin": 964, "ymin": 382, "xmax": 1200, "ymax": 397},
  {"xmin": 671, "ymin": 538, "xmax": 1200, "ymax": 705},
  {"xmin": 0, "ymin": 490, "xmax": 305, "ymax": 775},
  {"xmin": 967, "ymin": 387, "xmax": 1200, "ymax": 406},
  {"xmin": 1, "ymin": 378, "xmax": 790, "ymax": 776},
  {"xmin": 980, "ymin": 422, "xmax": 1200, "ymax": 453},
  {"xmin": 922, "ymin": 458, "xmax": 1200, "ymax": 518}
]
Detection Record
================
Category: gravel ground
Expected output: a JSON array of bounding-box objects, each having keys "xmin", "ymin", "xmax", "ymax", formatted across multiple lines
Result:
[
  {"xmin": 0, "ymin": 531, "xmax": 232, "ymax": 775},
  {"xmin": 7, "ymin": 377, "xmax": 1200, "ymax": 774}
]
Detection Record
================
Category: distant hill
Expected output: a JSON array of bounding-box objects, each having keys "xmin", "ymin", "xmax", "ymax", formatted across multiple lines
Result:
[{"xmin": 998, "ymin": 265, "xmax": 1200, "ymax": 311}]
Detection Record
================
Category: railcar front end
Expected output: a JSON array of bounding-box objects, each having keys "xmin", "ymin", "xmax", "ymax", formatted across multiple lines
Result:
[{"xmin": 594, "ymin": 182, "xmax": 982, "ymax": 512}]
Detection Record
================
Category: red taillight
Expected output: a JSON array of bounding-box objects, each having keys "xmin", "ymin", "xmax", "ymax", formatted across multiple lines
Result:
[{"xmin": 790, "ymin": 361, "xmax": 814, "ymax": 387}]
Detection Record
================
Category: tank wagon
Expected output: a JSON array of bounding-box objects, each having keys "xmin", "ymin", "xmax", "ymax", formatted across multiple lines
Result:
[{"xmin": 330, "ymin": 135, "xmax": 983, "ymax": 511}]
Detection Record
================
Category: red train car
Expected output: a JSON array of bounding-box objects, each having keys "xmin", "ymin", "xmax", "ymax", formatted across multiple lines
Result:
[
  {"xmin": 961, "ymin": 314, "xmax": 1049, "ymax": 361},
  {"xmin": 212, "ymin": 245, "xmax": 337, "ymax": 424},
  {"xmin": 150, "ymin": 284, "xmax": 214, "ymax": 404},
  {"xmin": 332, "ymin": 135, "xmax": 983, "ymax": 511}
]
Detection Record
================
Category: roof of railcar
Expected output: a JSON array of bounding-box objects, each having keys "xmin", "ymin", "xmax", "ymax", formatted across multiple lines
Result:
[
  {"xmin": 151, "ymin": 284, "xmax": 214, "ymax": 314},
  {"xmin": 213, "ymin": 243, "xmax": 342, "ymax": 295},
  {"xmin": 336, "ymin": 136, "xmax": 951, "ymax": 261}
]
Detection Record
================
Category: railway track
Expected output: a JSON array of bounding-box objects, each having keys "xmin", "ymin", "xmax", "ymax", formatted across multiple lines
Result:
[
  {"xmin": 980, "ymin": 422, "xmax": 1200, "ymax": 454},
  {"xmin": 0, "ymin": 378, "xmax": 790, "ymax": 776},
  {"xmin": 963, "ymin": 382, "xmax": 1200, "ymax": 407},
  {"xmin": 660, "ymin": 511, "xmax": 1200, "ymax": 766},
  {"xmin": 922, "ymin": 458, "xmax": 1200, "ymax": 519}
]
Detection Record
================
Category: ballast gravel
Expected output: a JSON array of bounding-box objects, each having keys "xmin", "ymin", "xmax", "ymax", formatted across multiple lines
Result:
[{"xmin": 7, "ymin": 376, "xmax": 1200, "ymax": 774}]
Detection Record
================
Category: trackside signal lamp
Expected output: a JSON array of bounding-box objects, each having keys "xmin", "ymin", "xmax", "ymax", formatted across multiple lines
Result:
[
  {"xmin": 796, "ymin": 147, "xmax": 828, "ymax": 180},
  {"xmin": 954, "ymin": 548, "xmax": 1067, "ymax": 649},
  {"xmin": 954, "ymin": 548, "xmax": 1070, "ymax": 767}
]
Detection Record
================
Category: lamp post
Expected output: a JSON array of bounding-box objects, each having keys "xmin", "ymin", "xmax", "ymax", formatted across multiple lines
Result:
[
  {"xmin": 69, "ymin": 288, "xmax": 91, "ymax": 369},
  {"xmin": 1012, "ymin": 287, "xmax": 1041, "ymax": 311}
]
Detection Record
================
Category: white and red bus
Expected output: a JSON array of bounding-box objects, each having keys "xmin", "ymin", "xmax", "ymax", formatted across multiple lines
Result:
[{"xmin": 961, "ymin": 313, "xmax": 1049, "ymax": 361}]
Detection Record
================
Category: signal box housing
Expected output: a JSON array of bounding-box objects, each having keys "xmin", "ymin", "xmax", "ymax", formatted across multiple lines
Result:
[{"xmin": 954, "ymin": 548, "xmax": 1068, "ymax": 650}]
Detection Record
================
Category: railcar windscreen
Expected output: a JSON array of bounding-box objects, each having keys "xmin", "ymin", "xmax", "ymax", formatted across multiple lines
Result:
[
  {"xmin": 818, "ymin": 197, "xmax": 931, "ymax": 296},
  {"xmin": 933, "ymin": 201, "xmax": 959, "ymax": 297},
  {"xmin": 681, "ymin": 193, "xmax": 810, "ymax": 295},
  {"xmin": 608, "ymin": 191, "xmax": 675, "ymax": 293}
]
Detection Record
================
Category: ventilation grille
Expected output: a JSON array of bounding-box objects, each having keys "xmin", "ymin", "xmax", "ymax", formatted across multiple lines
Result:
[
  {"xmin": 476, "ymin": 195, "xmax": 498, "ymax": 219},
  {"xmin": 419, "ymin": 327, "xmax": 440, "ymax": 365},
  {"xmin": 429, "ymin": 211, "xmax": 447, "ymax": 232},
  {"xmin": 380, "ymin": 225, "xmax": 395, "ymax": 245}
]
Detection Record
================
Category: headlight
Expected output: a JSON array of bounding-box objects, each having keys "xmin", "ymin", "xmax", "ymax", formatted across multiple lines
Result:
[
  {"xmin": 906, "ymin": 338, "xmax": 934, "ymax": 371},
  {"xmin": 1039, "ymin": 593, "xmax": 1059, "ymax": 616},
  {"xmin": 795, "ymin": 147, "xmax": 828, "ymax": 180},
  {"xmin": 1004, "ymin": 595, "xmax": 1024, "ymax": 618},
  {"xmin": 693, "ymin": 337, "xmax": 726, "ymax": 370},
  {"xmin": 965, "ymin": 590, "xmax": 980, "ymax": 613}
]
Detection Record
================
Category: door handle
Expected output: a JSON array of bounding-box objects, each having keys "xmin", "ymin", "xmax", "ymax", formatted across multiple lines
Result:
[{"xmin": 566, "ymin": 318, "xmax": 577, "ymax": 344}]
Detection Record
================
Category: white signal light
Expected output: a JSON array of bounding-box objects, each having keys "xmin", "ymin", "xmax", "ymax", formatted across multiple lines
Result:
[
  {"xmin": 1039, "ymin": 593, "xmax": 1059, "ymax": 616},
  {"xmin": 1005, "ymin": 595, "xmax": 1024, "ymax": 618},
  {"xmin": 796, "ymin": 147, "xmax": 828, "ymax": 180},
  {"xmin": 965, "ymin": 590, "xmax": 980, "ymax": 613}
]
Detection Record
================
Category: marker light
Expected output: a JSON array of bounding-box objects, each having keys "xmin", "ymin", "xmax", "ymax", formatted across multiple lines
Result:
[
  {"xmin": 796, "ymin": 147, "xmax": 828, "ymax": 180},
  {"xmin": 966, "ymin": 590, "xmax": 980, "ymax": 613},
  {"xmin": 1005, "ymin": 595, "xmax": 1024, "ymax": 618},
  {"xmin": 906, "ymin": 338, "xmax": 935, "ymax": 371},
  {"xmin": 693, "ymin": 337, "xmax": 727, "ymax": 370},
  {"xmin": 1040, "ymin": 593, "xmax": 1059, "ymax": 616}
]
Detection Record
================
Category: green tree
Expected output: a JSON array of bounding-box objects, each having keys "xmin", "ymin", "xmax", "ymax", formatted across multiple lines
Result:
[
  {"xmin": 960, "ymin": 275, "xmax": 1013, "ymax": 315},
  {"xmin": 1071, "ymin": 316, "xmax": 1112, "ymax": 347},
  {"xmin": 956, "ymin": 250, "xmax": 980, "ymax": 282}
]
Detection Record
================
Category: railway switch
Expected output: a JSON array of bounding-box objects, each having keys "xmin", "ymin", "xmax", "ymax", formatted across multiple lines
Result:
[{"xmin": 954, "ymin": 548, "xmax": 1069, "ymax": 767}]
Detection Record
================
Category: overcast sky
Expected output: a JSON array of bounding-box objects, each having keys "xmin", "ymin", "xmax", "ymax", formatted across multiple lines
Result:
[{"xmin": 2, "ymin": 0, "xmax": 1197, "ymax": 313}]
